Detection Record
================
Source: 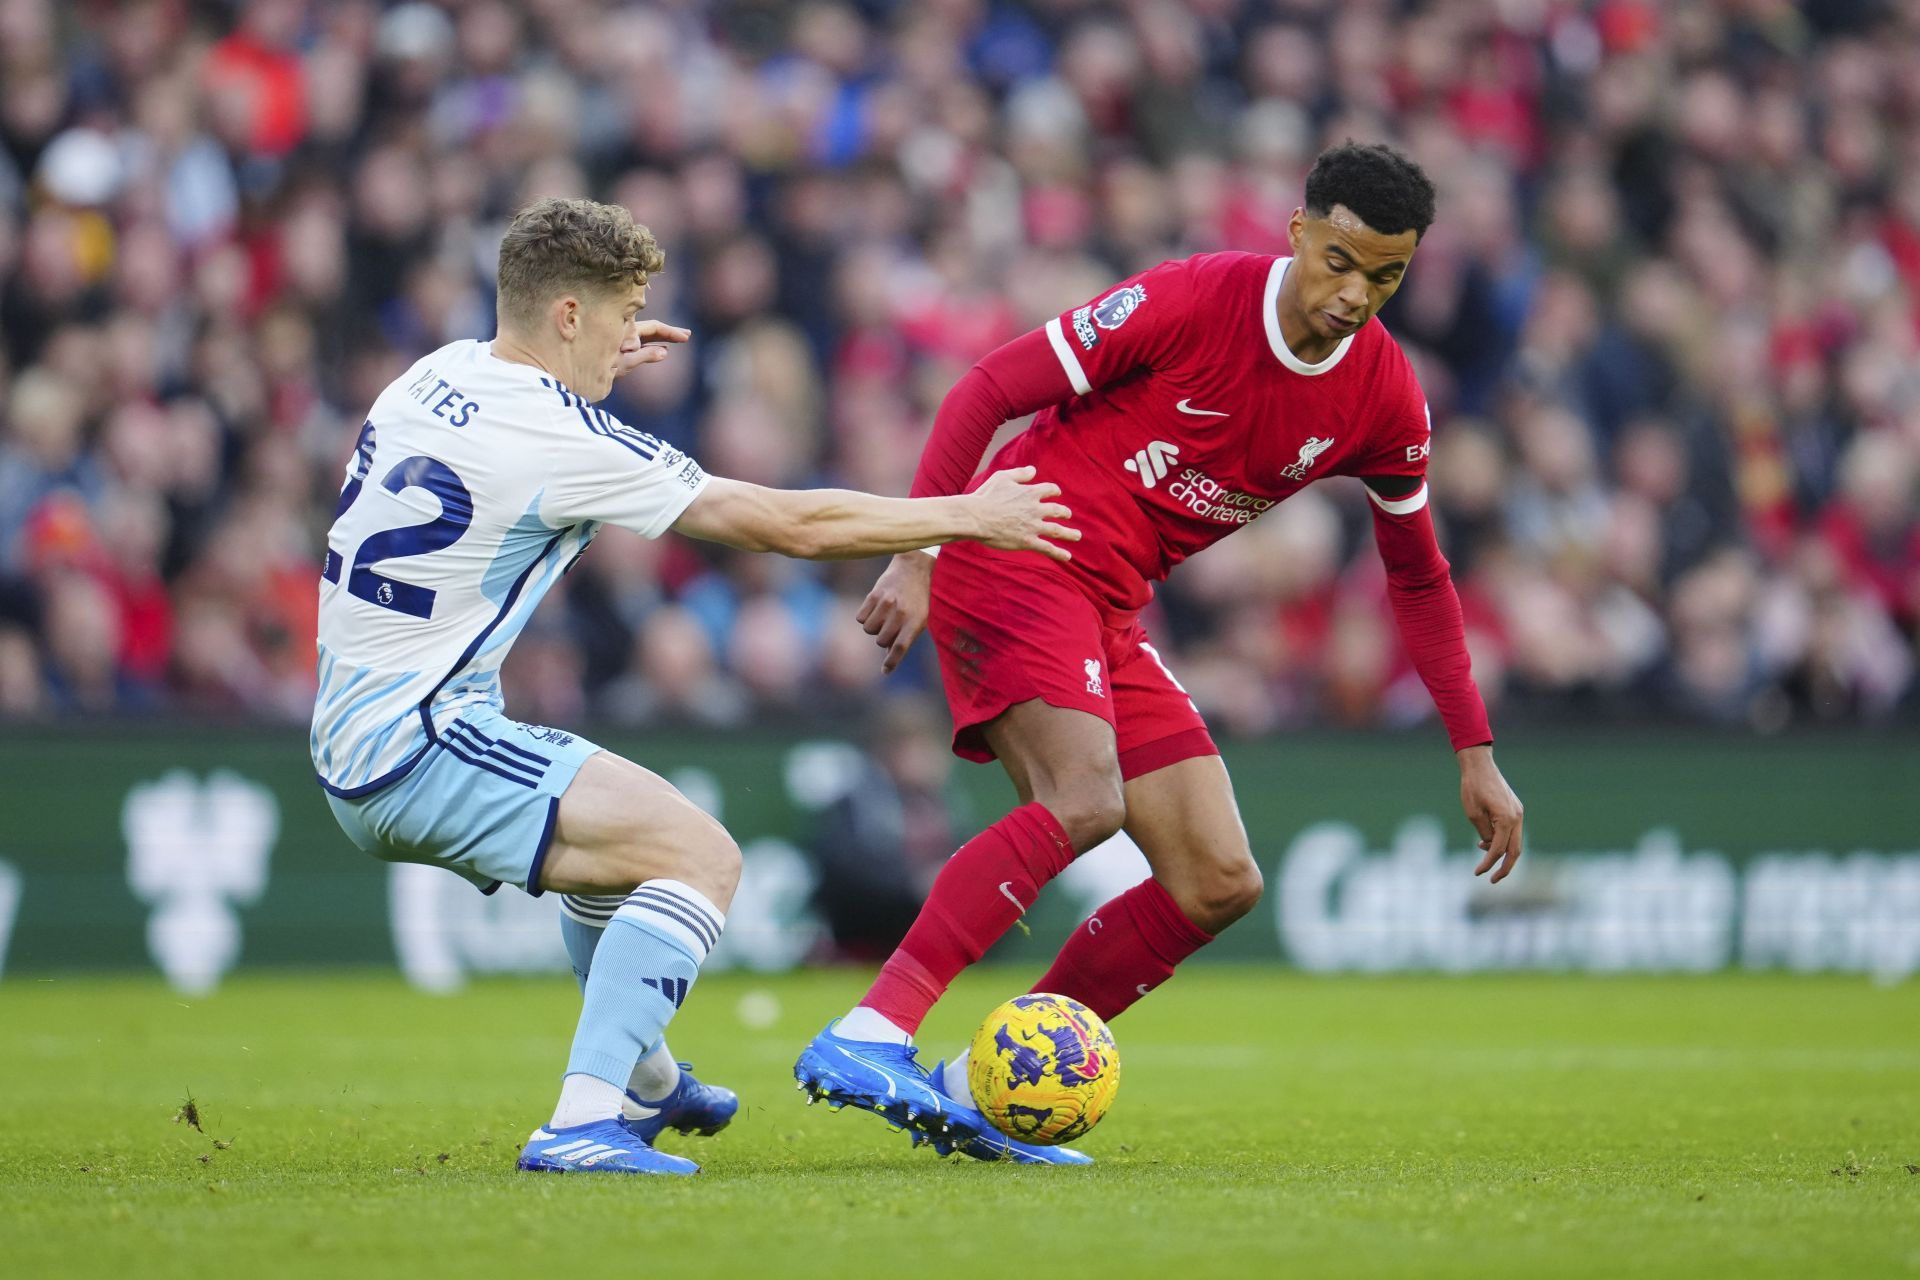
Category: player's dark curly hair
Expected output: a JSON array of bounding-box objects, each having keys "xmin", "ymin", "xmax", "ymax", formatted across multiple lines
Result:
[{"xmin": 1304, "ymin": 142, "xmax": 1437, "ymax": 241}]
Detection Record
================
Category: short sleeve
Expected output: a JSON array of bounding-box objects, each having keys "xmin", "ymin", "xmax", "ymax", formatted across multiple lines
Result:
[
  {"xmin": 540, "ymin": 401, "xmax": 710, "ymax": 537},
  {"xmin": 1043, "ymin": 258, "xmax": 1196, "ymax": 396}
]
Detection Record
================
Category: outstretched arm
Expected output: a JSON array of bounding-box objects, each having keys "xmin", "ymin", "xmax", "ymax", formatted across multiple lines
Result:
[
  {"xmin": 671, "ymin": 467, "xmax": 1076, "ymax": 562},
  {"xmin": 1365, "ymin": 476, "xmax": 1525, "ymax": 882},
  {"xmin": 865, "ymin": 261, "xmax": 1193, "ymax": 670},
  {"xmin": 856, "ymin": 327, "xmax": 1081, "ymax": 669}
]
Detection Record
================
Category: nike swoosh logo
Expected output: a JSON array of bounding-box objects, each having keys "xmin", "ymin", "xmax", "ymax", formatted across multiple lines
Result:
[
  {"xmin": 1135, "ymin": 983, "xmax": 1151, "ymax": 997},
  {"xmin": 1176, "ymin": 398, "xmax": 1228, "ymax": 417},
  {"xmin": 999, "ymin": 881, "xmax": 1024, "ymax": 911}
]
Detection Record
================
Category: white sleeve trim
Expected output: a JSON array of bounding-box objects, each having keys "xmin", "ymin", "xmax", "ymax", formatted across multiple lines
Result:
[
  {"xmin": 1044, "ymin": 316, "xmax": 1092, "ymax": 395},
  {"xmin": 1365, "ymin": 480, "xmax": 1429, "ymax": 516}
]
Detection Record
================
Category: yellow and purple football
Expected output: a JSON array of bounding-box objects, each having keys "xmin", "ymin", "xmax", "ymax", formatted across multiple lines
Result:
[{"xmin": 967, "ymin": 993, "xmax": 1120, "ymax": 1145}]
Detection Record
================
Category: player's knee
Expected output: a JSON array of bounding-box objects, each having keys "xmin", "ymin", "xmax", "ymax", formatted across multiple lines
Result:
[
  {"xmin": 1167, "ymin": 859, "xmax": 1259, "ymax": 932},
  {"xmin": 711, "ymin": 828, "xmax": 743, "ymax": 901},
  {"xmin": 1043, "ymin": 776, "xmax": 1126, "ymax": 852},
  {"xmin": 1191, "ymin": 857, "xmax": 1263, "ymax": 930},
  {"xmin": 668, "ymin": 812, "xmax": 741, "ymax": 909}
]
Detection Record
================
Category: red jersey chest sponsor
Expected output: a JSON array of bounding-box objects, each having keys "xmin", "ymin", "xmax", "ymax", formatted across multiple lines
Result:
[
  {"xmin": 982, "ymin": 253, "xmax": 1426, "ymax": 615},
  {"xmin": 1019, "ymin": 333, "xmax": 1388, "ymax": 589},
  {"xmin": 1086, "ymin": 361, "xmax": 1372, "ymax": 537}
]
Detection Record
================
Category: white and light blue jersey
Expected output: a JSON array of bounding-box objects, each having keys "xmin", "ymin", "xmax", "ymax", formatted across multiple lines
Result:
[{"xmin": 311, "ymin": 340, "xmax": 707, "ymax": 796}]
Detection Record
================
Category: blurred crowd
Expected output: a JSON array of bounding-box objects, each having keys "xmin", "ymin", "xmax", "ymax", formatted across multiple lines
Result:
[{"xmin": 2, "ymin": 0, "xmax": 1918, "ymax": 736}]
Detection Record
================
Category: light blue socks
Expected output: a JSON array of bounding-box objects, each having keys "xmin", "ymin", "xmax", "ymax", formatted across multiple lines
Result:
[
  {"xmin": 552, "ymin": 883, "xmax": 722, "ymax": 1122},
  {"xmin": 559, "ymin": 894, "xmax": 619, "ymax": 989}
]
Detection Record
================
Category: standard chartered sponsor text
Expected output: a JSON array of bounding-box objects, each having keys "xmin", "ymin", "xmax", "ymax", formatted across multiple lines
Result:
[{"xmin": 1167, "ymin": 468, "xmax": 1275, "ymax": 524}]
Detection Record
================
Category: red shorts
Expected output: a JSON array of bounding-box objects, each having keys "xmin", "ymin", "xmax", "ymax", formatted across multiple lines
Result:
[{"xmin": 926, "ymin": 543, "xmax": 1218, "ymax": 780}]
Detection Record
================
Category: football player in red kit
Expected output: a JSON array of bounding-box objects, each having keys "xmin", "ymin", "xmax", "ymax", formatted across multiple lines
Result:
[{"xmin": 795, "ymin": 143, "xmax": 1526, "ymax": 1163}]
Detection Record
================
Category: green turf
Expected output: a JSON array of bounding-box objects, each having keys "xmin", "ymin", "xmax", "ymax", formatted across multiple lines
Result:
[{"xmin": 1, "ymin": 969, "xmax": 1915, "ymax": 1278}]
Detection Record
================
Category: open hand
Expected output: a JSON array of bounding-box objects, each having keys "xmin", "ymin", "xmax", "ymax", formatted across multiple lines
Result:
[{"xmin": 968, "ymin": 466, "xmax": 1079, "ymax": 562}]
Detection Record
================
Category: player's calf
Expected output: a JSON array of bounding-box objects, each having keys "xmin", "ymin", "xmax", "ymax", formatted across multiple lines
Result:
[
  {"xmin": 1027, "ymin": 876, "xmax": 1218, "ymax": 1023},
  {"xmin": 556, "ymin": 905, "xmax": 738, "ymax": 1144},
  {"xmin": 534, "ymin": 755, "xmax": 740, "ymax": 1158},
  {"xmin": 844, "ymin": 802, "xmax": 1080, "ymax": 1039},
  {"xmin": 542, "ymin": 879, "xmax": 728, "ymax": 1155}
]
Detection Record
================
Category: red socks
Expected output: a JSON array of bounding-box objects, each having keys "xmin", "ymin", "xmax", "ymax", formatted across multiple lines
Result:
[
  {"xmin": 859, "ymin": 807, "xmax": 1221, "ymax": 1032},
  {"xmin": 860, "ymin": 803, "xmax": 1076, "ymax": 1035},
  {"xmin": 1030, "ymin": 877, "xmax": 1214, "ymax": 1022}
]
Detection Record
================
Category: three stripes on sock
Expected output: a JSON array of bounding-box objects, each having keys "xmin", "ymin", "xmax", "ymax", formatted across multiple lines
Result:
[{"xmin": 551, "ymin": 879, "xmax": 725, "ymax": 1128}]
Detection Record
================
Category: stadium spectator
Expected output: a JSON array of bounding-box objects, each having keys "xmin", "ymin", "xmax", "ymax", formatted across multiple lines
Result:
[
  {"xmin": 0, "ymin": 0, "xmax": 1916, "ymax": 733},
  {"xmin": 806, "ymin": 694, "xmax": 971, "ymax": 961}
]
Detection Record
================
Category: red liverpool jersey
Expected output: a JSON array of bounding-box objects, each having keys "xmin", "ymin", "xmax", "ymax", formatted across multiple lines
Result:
[{"xmin": 977, "ymin": 252, "xmax": 1433, "ymax": 614}]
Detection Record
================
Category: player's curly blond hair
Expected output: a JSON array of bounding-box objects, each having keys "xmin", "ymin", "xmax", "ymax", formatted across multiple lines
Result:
[{"xmin": 496, "ymin": 197, "xmax": 665, "ymax": 331}]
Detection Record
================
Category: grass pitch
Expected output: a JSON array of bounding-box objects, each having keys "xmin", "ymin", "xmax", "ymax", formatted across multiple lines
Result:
[{"xmin": 2, "ymin": 968, "xmax": 1915, "ymax": 1278}]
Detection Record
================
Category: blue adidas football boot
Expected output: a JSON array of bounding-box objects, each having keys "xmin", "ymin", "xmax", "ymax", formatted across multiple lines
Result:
[
  {"xmin": 623, "ymin": 1062, "xmax": 738, "ymax": 1143},
  {"xmin": 515, "ymin": 1116, "xmax": 699, "ymax": 1175},
  {"xmin": 918, "ymin": 1059, "xmax": 1095, "ymax": 1166},
  {"xmin": 793, "ymin": 1020, "xmax": 964, "ymax": 1139}
]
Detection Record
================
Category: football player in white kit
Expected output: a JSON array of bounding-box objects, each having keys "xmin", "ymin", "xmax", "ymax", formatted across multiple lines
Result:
[{"xmin": 312, "ymin": 198, "xmax": 1077, "ymax": 1175}]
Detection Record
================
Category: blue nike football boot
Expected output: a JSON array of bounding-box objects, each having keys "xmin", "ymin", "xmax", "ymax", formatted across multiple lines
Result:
[
  {"xmin": 516, "ymin": 1116, "xmax": 699, "ymax": 1175},
  {"xmin": 917, "ymin": 1059, "xmax": 1095, "ymax": 1166},
  {"xmin": 623, "ymin": 1062, "xmax": 738, "ymax": 1143},
  {"xmin": 793, "ymin": 1020, "xmax": 965, "ymax": 1139}
]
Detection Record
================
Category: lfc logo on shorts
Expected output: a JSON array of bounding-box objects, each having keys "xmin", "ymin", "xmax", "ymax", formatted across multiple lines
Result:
[{"xmin": 1084, "ymin": 659, "xmax": 1104, "ymax": 696}]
